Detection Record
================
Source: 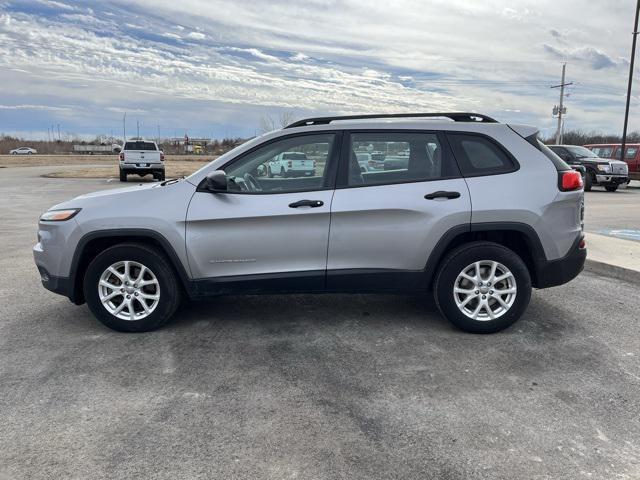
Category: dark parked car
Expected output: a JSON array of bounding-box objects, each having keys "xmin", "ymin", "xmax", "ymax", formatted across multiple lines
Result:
[{"xmin": 548, "ymin": 145, "xmax": 629, "ymax": 192}]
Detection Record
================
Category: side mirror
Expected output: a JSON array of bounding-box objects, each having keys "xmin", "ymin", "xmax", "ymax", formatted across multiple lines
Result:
[{"xmin": 203, "ymin": 170, "xmax": 228, "ymax": 192}]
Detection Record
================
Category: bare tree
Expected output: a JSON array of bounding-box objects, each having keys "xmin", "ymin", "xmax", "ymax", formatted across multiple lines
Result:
[{"xmin": 259, "ymin": 111, "xmax": 296, "ymax": 133}]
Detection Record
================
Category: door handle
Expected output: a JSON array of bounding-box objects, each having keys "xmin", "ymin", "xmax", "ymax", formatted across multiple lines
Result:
[
  {"xmin": 424, "ymin": 191, "xmax": 461, "ymax": 200},
  {"xmin": 289, "ymin": 199, "xmax": 324, "ymax": 208}
]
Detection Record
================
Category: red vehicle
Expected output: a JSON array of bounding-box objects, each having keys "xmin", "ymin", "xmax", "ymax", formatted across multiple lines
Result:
[{"xmin": 584, "ymin": 143, "xmax": 640, "ymax": 181}]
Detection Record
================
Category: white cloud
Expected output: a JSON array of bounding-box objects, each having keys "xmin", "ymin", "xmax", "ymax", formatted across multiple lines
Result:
[
  {"xmin": 0, "ymin": 0, "xmax": 637, "ymax": 136},
  {"xmin": 187, "ymin": 31, "xmax": 206, "ymax": 40}
]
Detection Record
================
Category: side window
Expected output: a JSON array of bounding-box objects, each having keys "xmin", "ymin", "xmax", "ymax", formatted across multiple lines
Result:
[
  {"xmin": 625, "ymin": 147, "xmax": 638, "ymax": 159},
  {"xmin": 347, "ymin": 132, "xmax": 456, "ymax": 187},
  {"xmin": 599, "ymin": 147, "xmax": 613, "ymax": 158},
  {"xmin": 223, "ymin": 134, "xmax": 334, "ymax": 193},
  {"xmin": 447, "ymin": 133, "xmax": 516, "ymax": 176}
]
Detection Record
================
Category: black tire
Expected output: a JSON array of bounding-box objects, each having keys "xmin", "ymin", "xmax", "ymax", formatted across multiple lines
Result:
[
  {"xmin": 605, "ymin": 185, "xmax": 618, "ymax": 192},
  {"xmin": 83, "ymin": 243, "xmax": 181, "ymax": 332},
  {"xmin": 584, "ymin": 171, "xmax": 593, "ymax": 192},
  {"xmin": 434, "ymin": 241, "xmax": 532, "ymax": 334},
  {"xmin": 157, "ymin": 172, "xmax": 165, "ymax": 181},
  {"xmin": 119, "ymin": 169, "xmax": 127, "ymax": 182}
]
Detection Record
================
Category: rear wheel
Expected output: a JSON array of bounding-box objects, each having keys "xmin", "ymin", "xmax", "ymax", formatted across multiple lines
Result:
[
  {"xmin": 119, "ymin": 169, "xmax": 127, "ymax": 182},
  {"xmin": 605, "ymin": 185, "xmax": 618, "ymax": 192},
  {"xmin": 434, "ymin": 242, "xmax": 531, "ymax": 333},
  {"xmin": 83, "ymin": 244, "xmax": 181, "ymax": 332}
]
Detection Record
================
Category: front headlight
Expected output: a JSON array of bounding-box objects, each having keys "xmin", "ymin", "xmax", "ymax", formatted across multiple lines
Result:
[
  {"xmin": 596, "ymin": 164, "xmax": 611, "ymax": 173},
  {"xmin": 40, "ymin": 208, "xmax": 81, "ymax": 222}
]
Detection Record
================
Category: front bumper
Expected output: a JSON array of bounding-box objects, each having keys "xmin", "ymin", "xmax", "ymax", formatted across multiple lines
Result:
[
  {"xmin": 36, "ymin": 265, "xmax": 77, "ymax": 301},
  {"xmin": 595, "ymin": 174, "xmax": 629, "ymax": 185},
  {"xmin": 535, "ymin": 234, "xmax": 586, "ymax": 288}
]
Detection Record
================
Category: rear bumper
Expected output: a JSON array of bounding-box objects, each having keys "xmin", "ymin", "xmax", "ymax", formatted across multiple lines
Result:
[
  {"xmin": 535, "ymin": 234, "xmax": 586, "ymax": 288},
  {"xmin": 120, "ymin": 163, "xmax": 164, "ymax": 172}
]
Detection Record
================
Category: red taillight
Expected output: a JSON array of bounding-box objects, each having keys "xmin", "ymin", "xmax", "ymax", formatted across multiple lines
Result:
[
  {"xmin": 119, "ymin": 152, "xmax": 124, "ymax": 161},
  {"xmin": 579, "ymin": 238, "xmax": 586, "ymax": 249},
  {"xmin": 560, "ymin": 170, "xmax": 583, "ymax": 191},
  {"xmin": 160, "ymin": 153, "xmax": 165, "ymax": 161}
]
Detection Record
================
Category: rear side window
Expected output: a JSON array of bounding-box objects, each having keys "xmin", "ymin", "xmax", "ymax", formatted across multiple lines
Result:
[
  {"xmin": 625, "ymin": 147, "xmax": 638, "ymax": 159},
  {"xmin": 345, "ymin": 131, "xmax": 458, "ymax": 187},
  {"xmin": 447, "ymin": 133, "xmax": 517, "ymax": 176},
  {"xmin": 523, "ymin": 135, "xmax": 570, "ymax": 171},
  {"xmin": 595, "ymin": 146, "xmax": 613, "ymax": 158},
  {"xmin": 124, "ymin": 141, "xmax": 157, "ymax": 151}
]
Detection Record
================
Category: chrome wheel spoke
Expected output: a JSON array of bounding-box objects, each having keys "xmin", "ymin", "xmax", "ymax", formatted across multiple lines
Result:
[
  {"xmin": 108, "ymin": 267, "xmax": 124, "ymax": 281},
  {"xmin": 101, "ymin": 290, "xmax": 120, "ymax": 302},
  {"xmin": 99, "ymin": 279, "xmax": 118, "ymax": 290}
]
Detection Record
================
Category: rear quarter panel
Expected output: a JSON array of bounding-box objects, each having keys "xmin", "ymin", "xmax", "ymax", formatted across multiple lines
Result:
[{"xmin": 465, "ymin": 126, "xmax": 582, "ymax": 260}]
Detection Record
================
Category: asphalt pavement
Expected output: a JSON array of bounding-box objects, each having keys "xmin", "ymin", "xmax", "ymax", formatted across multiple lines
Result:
[{"xmin": 1, "ymin": 166, "xmax": 639, "ymax": 479}]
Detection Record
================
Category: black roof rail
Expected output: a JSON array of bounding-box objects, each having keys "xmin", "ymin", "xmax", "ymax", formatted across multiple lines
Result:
[{"xmin": 284, "ymin": 112, "xmax": 498, "ymax": 129}]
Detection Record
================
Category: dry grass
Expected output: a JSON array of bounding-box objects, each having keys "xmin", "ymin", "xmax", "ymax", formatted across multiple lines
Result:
[
  {"xmin": 0, "ymin": 154, "xmax": 214, "ymax": 178},
  {"xmin": 0, "ymin": 154, "xmax": 215, "ymax": 168},
  {"xmin": 43, "ymin": 161, "xmax": 210, "ymax": 179}
]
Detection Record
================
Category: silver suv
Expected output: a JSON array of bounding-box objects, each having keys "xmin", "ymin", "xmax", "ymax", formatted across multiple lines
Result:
[{"xmin": 33, "ymin": 113, "xmax": 586, "ymax": 333}]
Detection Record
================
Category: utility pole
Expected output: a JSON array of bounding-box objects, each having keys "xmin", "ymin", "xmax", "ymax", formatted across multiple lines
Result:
[
  {"xmin": 123, "ymin": 112, "xmax": 127, "ymax": 142},
  {"xmin": 57, "ymin": 124, "xmax": 61, "ymax": 141},
  {"xmin": 157, "ymin": 124, "xmax": 161, "ymax": 145},
  {"xmin": 551, "ymin": 63, "xmax": 572, "ymax": 145},
  {"xmin": 622, "ymin": 0, "xmax": 640, "ymax": 161},
  {"xmin": 136, "ymin": 121, "xmax": 140, "ymax": 139}
]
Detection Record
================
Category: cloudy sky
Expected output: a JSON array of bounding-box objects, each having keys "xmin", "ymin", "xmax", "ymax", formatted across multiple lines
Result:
[{"xmin": 0, "ymin": 0, "xmax": 637, "ymax": 140}]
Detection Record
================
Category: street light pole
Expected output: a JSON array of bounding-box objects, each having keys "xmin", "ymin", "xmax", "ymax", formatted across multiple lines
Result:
[{"xmin": 621, "ymin": 0, "xmax": 640, "ymax": 161}]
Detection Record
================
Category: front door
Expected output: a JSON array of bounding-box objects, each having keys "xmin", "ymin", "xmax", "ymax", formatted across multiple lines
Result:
[
  {"xmin": 186, "ymin": 133, "xmax": 339, "ymax": 291},
  {"xmin": 327, "ymin": 130, "xmax": 471, "ymax": 290}
]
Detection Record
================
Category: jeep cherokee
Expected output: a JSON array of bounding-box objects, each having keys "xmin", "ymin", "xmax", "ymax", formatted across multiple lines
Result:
[{"xmin": 34, "ymin": 112, "xmax": 586, "ymax": 333}]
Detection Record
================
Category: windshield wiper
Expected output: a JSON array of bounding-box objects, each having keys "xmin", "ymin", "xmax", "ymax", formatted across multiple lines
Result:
[{"xmin": 160, "ymin": 176, "xmax": 184, "ymax": 186}]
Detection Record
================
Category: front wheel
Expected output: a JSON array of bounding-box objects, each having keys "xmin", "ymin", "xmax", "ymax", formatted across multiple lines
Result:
[
  {"xmin": 584, "ymin": 171, "xmax": 593, "ymax": 192},
  {"xmin": 119, "ymin": 169, "xmax": 127, "ymax": 182},
  {"xmin": 434, "ymin": 242, "xmax": 532, "ymax": 333},
  {"xmin": 605, "ymin": 185, "xmax": 618, "ymax": 192},
  {"xmin": 83, "ymin": 244, "xmax": 181, "ymax": 332}
]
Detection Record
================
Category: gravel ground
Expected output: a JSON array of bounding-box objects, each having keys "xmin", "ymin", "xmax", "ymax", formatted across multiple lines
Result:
[{"xmin": 1, "ymin": 167, "xmax": 639, "ymax": 479}]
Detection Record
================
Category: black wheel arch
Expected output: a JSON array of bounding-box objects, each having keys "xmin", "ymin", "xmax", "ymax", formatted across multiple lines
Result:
[
  {"xmin": 69, "ymin": 229, "xmax": 192, "ymax": 305},
  {"xmin": 425, "ymin": 222, "xmax": 548, "ymax": 289}
]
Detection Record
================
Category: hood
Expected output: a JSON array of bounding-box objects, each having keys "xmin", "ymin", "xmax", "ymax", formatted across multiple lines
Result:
[
  {"xmin": 48, "ymin": 179, "xmax": 184, "ymax": 211},
  {"xmin": 75, "ymin": 182, "xmax": 159, "ymax": 200}
]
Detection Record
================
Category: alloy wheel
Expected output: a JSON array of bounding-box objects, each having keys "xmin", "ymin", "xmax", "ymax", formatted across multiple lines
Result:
[
  {"xmin": 98, "ymin": 260, "xmax": 160, "ymax": 321},
  {"xmin": 453, "ymin": 260, "xmax": 517, "ymax": 321}
]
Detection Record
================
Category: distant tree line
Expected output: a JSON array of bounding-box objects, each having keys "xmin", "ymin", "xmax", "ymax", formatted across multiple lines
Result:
[
  {"xmin": 0, "ymin": 134, "xmax": 248, "ymax": 155},
  {"xmin": 542, "ymin": 130, "xmax": 640, "ymax": 145}
]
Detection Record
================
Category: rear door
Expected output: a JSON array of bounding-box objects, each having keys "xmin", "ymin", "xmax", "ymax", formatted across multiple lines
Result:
[
  {"xmin": 327, "ymin": 130, "xmax": 471, "ymax": 290},
  {"xmin": 186, "ymin": 133, "xmax": 339, "ymax": 289}
]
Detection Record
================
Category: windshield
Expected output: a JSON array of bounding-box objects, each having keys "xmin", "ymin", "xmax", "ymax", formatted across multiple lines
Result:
[
  {"xmin": 565, "ymin": 146, "xmax": 597, "ymax": 158},
  {"xmin": 124, "ymin": 141, "xmax": 157, "ymax": 151}
]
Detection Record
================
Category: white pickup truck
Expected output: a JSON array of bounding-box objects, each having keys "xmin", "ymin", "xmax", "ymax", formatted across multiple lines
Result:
[
  {"xmin": 267, "ymin": 151, "xmax": 315, "ymax": 177},
  {"xmin": 119, "ymin": 140, "xmax": 165, "ymax": 182}
]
